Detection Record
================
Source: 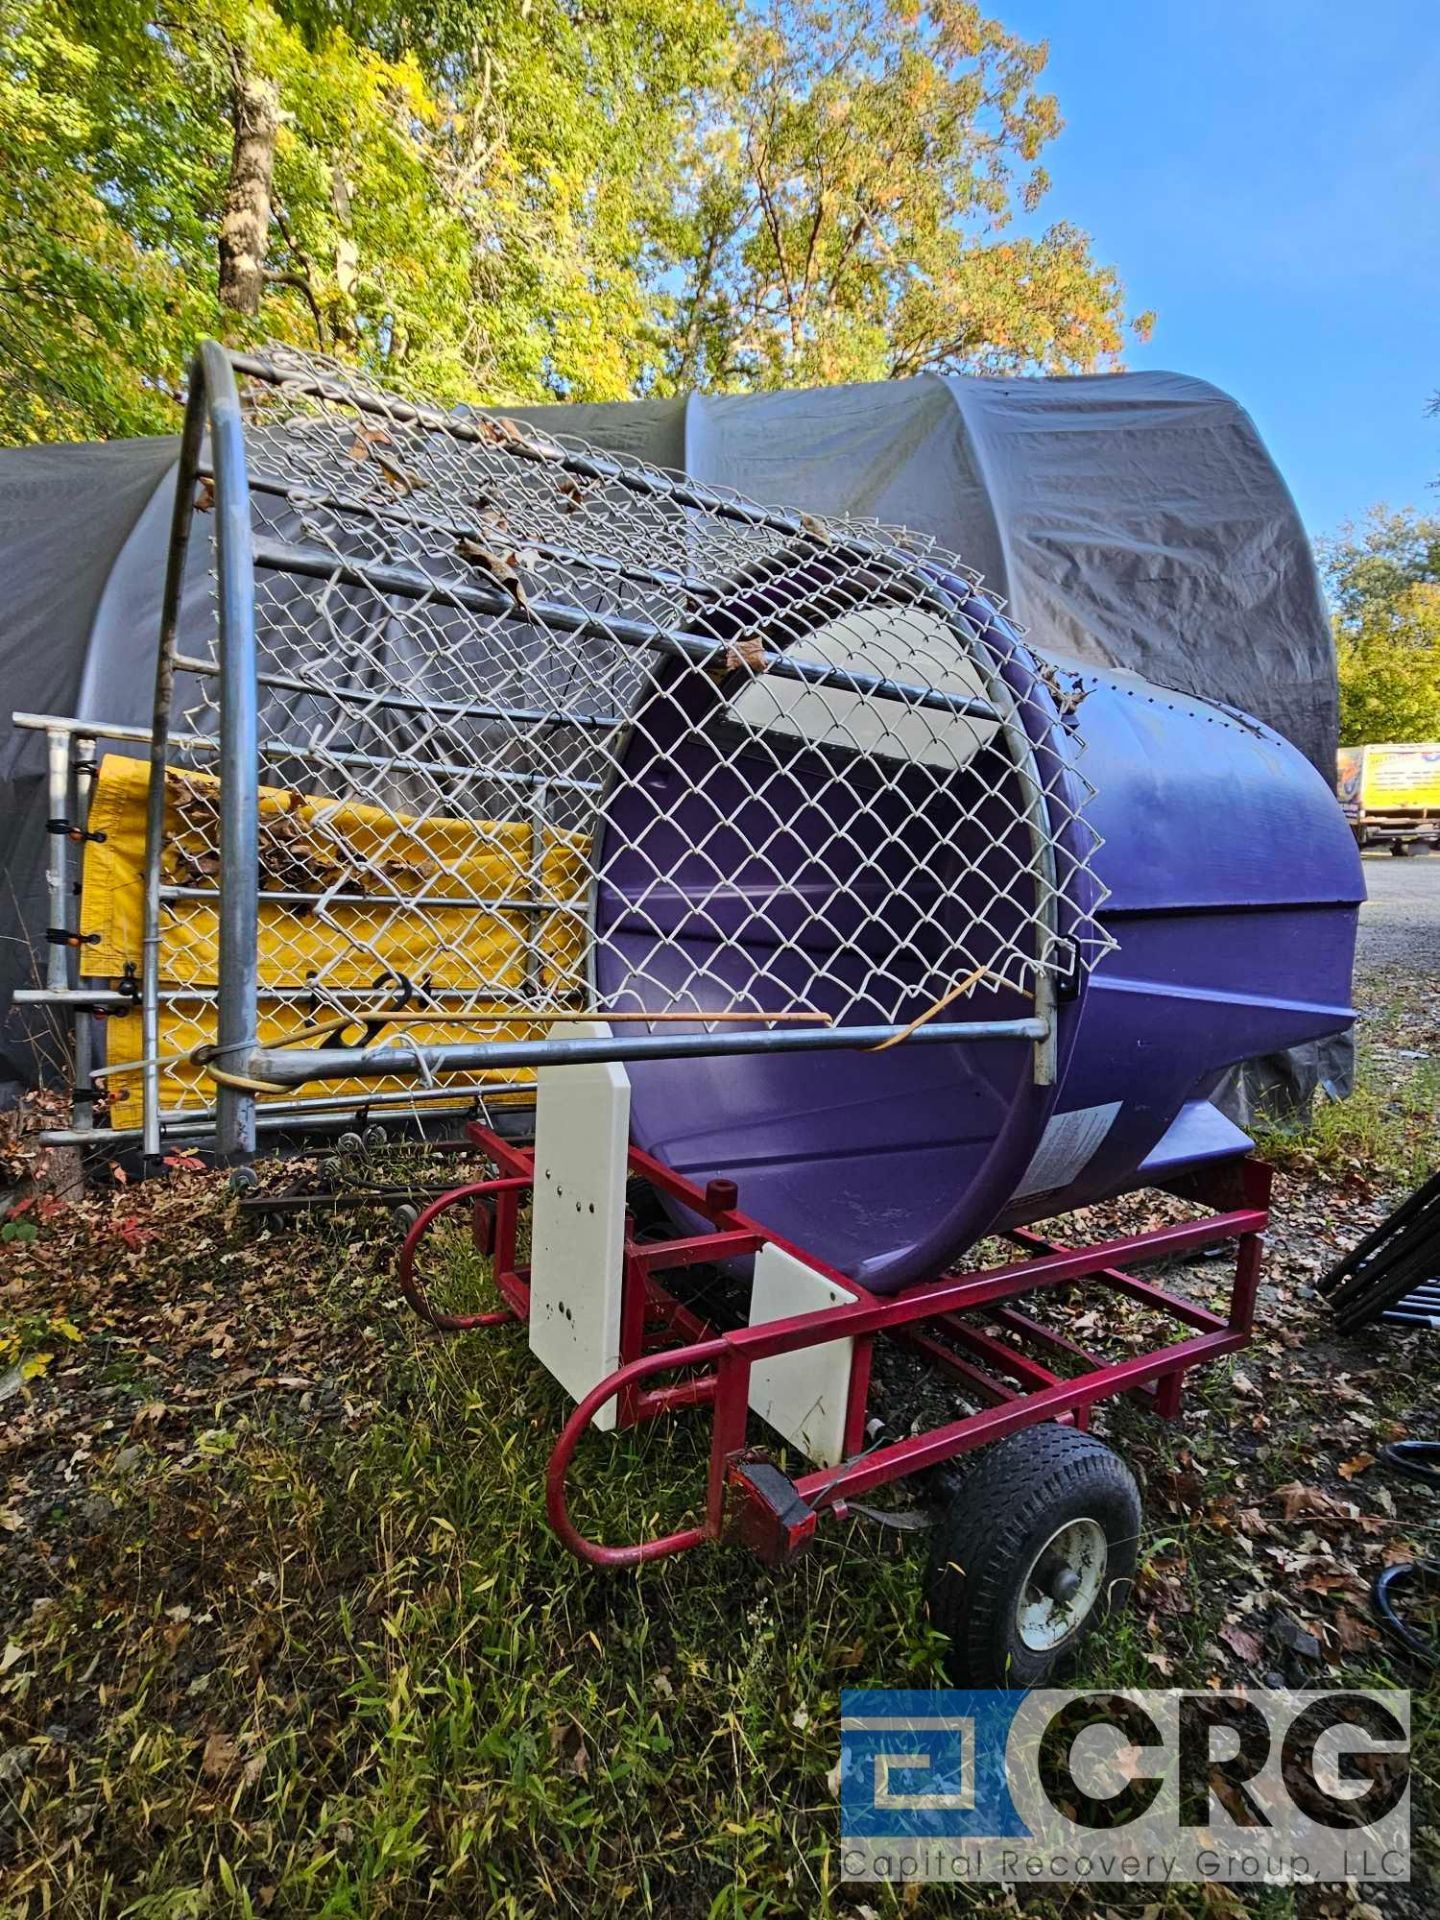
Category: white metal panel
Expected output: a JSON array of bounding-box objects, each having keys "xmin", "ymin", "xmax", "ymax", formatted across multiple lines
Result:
[
  {"xmin": 729, "ymin": 606, "xmax": 1001, "ymax": 770},
  {"xmin": 528, "ymin": 1023, "xmax": 631, "ymax": 1432},
  {"xmin": 747, "ymin": 1245, "xmax": 857, "ymax": 1467}
]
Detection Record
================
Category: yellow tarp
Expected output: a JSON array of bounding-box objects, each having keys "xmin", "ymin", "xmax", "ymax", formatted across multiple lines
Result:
[{"xmin": 80, "ymin": 755, "xmax": 589, "ymax": 1120}]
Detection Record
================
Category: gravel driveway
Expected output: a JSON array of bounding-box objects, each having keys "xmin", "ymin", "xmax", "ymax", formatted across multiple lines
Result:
[{"xmin": 1355, "ymin": 846, "xmax": 1440, "ymax": 974}]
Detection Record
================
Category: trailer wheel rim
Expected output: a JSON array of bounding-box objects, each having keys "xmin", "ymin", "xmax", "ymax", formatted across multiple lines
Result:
[{"xmin": 1016, "ymin": 1517, "xmax": 1108, "ymax": 1650}]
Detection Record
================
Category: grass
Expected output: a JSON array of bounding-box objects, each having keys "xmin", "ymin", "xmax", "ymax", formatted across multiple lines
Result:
[
  {"xmin": 1255, "ymin": 966, "xmax": 1439, "ymax": 1190},
  {"xmin": 2, "ymin": 969, "xmax": 1438, "ymax": 1916},
  {"xmin": 3, "ymin": 1229, "xmax": 950, "ymax": 1917}
]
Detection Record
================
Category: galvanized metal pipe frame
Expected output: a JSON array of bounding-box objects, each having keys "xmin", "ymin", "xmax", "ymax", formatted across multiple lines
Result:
[
  {"xmin": 225, "ymin": 377, "xmax": 1069, "ymax": 1105},
  {"xmin": 142, "ymin": 344, "xmax": 261, "ymax": 1160},
  {"xmin": 171, "ymin": 651, "xmax": 624, "ymax": 735},
  {"xmin": 226, "ymin": 464, "xmax": 727, "ymax": 603},
  {"xmin": 14, "ymin": 344, "xmax": 1085, "ymax": 1151},
  {"xmin": 38, "ymin": 726, "xmax": 98, "ymax": 1133},
  {"xmin": 248, "ymin": 535, "xmax": 1006, "ymax": 729},
  {"xmin": 228, "ymin": 349, "xmax": 1072, "ymax": 1091},
  {"xmin": 248, "ymin": 1015, "xmax": 1050, "ymax": 1086},
  {"xmin": 13, "ymin": 707, "xmax": 603, "ymax": 794}
]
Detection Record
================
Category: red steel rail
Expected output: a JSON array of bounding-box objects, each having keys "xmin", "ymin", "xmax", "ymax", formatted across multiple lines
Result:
[{"xmin": 397, "ymin": 1126, "xmax": 1270, "ymax": 1569}]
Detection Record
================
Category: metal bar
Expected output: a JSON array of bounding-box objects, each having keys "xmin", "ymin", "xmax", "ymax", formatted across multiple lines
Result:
[
  {"xmin": 11, "ymin": 712, "xmax": 598, "ymax": 796},
  {"xmin": 44, "ymin": 729, "xmax": 72, "ymax": 993},
  {"xmin": 617, "ymin": 1244, "xmax": 652, "ymax": 1424},
  {"xmin": 928, "ymin": 576, "xmax": 1061, "ymax": 1086},
  {"xmin": 249, "ymin": 537, "xmax": 1003, "ymax": 726},
  {"xmin": 634, "ymin": 1377, "xmax": 719, "ymax": 1418},
  {"xmin": 16, "ymin": 983, "xmax": 543, "ymax": 1009},
  {"xmin": 889, "ymin": 1327, "xmax": 1018, "ymax": 1404},
  {"xmin": 37, "ymin": 1079, "xmax": 532, "ymax": 1144},
  {"xmin": 526, "ymin": 781, "xmax": 547, "ymax": 997},
  {"xmin": 1007, "ymin": 1227, "xmax": 1226, "ymax": 1333},
  {"xmin": 793, "ymin": 1329, "xmax": 1246, "ymax": 1507},
  {"xmin": 990, "ymin": 1304, "xmax": 1104, "ymax": 1370},
  {"xmin": 629, "ymin": 1229, "xmax": 767, "ymax": 1274},
  {"xmin": 14, "ymin": 712, "xmax": 213, "ymax": 751},
  {"xmin": 228, "ymin": 351, "xmax": 818, "ymax": 539},
  {"xmin": 228, "ymin": 466, "xmax": 723, "ymax": 603},
  {"xmin": 684, "ymin": 1206, "xmax": 1269, "ymax": 1366},
  {"xmin": 933, "ymin": 1315, "xmax": 1064, "ymax": 1392},
  {"xmin": 843, "ymin": 1335, "xmax": 874, "ymax": 1457},
  {"xmin": 142, "ymin": 360, "xmax": 210, "ymax": 1157},
  {"xmin": 640, "ymin": 1279, "xmax": 714, "ymax": 1348},
  {"xmin": 70, "ymin": 734, "xmax": 98, "ymax": 1133},
  {"xmin": 241, "ymin": 1186, "xmax": 477, "ymax": 1216},
  {"xmin": 250, "ymin": 1015, "xmax": 1049, "ymax": 1085},
  {"xmin": 173, "ymin": 652, "xmax": 623, "ymax": 735},
  {"xmin": 201, "ymin": 342, "xmax": 261, "ymax": 1162},
  {"xmin": 250, "ymin": 733, "xmax": 599, "ymax": 795},
  {"xmin": 706, "ymin": 1349, "xmax": 752, "ymax": 1535},
  {"xmin": 157, "ymin": 884, "xmax": 583, "ymax": 914}
]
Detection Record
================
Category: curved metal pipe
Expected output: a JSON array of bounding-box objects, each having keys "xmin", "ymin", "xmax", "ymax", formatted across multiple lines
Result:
[
  {"xmin": 143, "ymin": 343, "xmax": 261, "ymax": 1160},
  {"xmin": 545, "ymin": 1341, "xmax": 728, "ymax": 1567}
]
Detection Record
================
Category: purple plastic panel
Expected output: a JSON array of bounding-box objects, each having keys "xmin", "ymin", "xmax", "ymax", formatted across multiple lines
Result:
[{"xmin": 595, "ymin": 594, "xmax": 1363, "ymax": 1292}]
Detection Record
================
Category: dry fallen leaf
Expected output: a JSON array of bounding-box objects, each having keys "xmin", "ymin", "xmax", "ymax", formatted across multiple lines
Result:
[
  {"xmin": 347, "ymin": 426, "xmax": 391, "ymax": 462},
  {"xmin": 1273, "ymin": 1482, "xmax": 1344, "ymax": 1523},
  {"xmin": 723, "ymin": 636, "xmax": 768, "ymax": 675},
  {"xmin": 455, "ymin": 538, "xmax": 530, "ymax": 611},
  {"xmin": 201, "ymin": 1731, "xmax": 239, "ymax": 1780},
  {"xmin": 1338, "ymin": 1453, "xmax": 1375, "ymax": 1480},
  {"xmin": 1333, "ymin": 1608, "xmax": 1377, "ymax": 1653},
  {"xmin": 1219, "ymin": 1623, "xmax": 1263, "ymax": 1664}
]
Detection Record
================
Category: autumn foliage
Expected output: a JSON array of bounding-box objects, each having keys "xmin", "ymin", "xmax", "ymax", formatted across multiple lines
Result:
[{"xmin": 0, "ymin": 0, "xmax": 1151, "ymax": 443}]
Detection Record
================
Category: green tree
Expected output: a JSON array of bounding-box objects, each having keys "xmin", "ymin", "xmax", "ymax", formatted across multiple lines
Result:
[
  {"xmin": 0, "ymin": 0, "xmax": 728, "ymax": 440},
  {"xmin": 1, "ymin": 0, "xmax": 1151, "ymax": 445},
  {"xmin": 1318, "ymin": 507, "xmax": 1440, "ymax": 746},
  {"xmin": 669, "ymin": 0, "xmax": 1150, "ymax": 389},
  {"xmin": 0, "ymin": 0, "xmax": 217, "ymax": 439}
]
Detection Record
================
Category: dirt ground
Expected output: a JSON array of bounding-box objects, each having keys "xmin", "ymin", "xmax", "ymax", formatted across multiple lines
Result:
[
  {"xmin": 1355, "ymin": 847, "xmax": 1440, "ymax": 974},
  {"xmin": 0, "ymin": 941, "xmax": 1437, "ymax": 1916}
]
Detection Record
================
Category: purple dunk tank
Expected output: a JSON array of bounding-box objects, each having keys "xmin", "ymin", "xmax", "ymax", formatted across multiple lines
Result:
[{"xmin": 595, "ymin": 581, "xmax": 1363, "ymax": 1294}]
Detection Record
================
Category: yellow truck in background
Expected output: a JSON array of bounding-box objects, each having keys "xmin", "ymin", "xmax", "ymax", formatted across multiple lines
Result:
[{"xmin": 1337, "ymin": 741, "xmax": 1440, "ymax": 854}]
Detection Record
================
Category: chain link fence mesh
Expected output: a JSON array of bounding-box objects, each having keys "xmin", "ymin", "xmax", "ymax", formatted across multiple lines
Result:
[{"xmin": 138, "ymin": 344, "xmax": 1114, "ymax": 1122}]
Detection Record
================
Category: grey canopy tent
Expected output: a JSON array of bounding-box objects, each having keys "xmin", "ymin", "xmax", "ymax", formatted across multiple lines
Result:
[
  {"xmin": 0, "ymin": 364, "xmax": 1345, "ymax": 1124},
  {"xmin": 506, "ymin": 371, "xmax": 1338, "ymax": 777}
]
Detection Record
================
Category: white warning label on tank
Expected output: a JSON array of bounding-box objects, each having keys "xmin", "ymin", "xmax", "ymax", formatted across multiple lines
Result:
[{"xmin": 1014, "ymin": 1101, "xmax": 1122, "ymax": 1200}]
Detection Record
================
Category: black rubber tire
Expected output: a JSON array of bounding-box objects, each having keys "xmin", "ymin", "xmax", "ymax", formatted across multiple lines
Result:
[{"xmin": 925, "ymin": 1424, "xmax": 1141, "ymax": 1688}]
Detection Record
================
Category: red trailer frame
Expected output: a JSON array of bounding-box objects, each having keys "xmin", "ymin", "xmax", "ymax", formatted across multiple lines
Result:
[{"xmin": 398, "ymin": 1122, "xmax": 1270, "ymax": 1569}]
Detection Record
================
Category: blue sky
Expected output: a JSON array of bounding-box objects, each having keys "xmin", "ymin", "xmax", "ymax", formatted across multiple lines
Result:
[{"xmin": 1007, "ymin": 0, "xmax": 1440, "ymax": 537}]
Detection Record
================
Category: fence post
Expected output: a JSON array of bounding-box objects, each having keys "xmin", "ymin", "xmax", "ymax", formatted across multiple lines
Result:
[{"xmin": 201, "ymin": 343, "xmax": 260, "ymax": 1161}]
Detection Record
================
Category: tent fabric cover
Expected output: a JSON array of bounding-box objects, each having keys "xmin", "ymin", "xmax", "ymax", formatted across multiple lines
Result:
[
  {"xmin": 507, "ymin": 371, "xmax": 1337, "ymax": 778},
  {"xmin": 0, "ymin": 369, "xmax": 1345, "ymax": 1112},
  {"xmin": 0, "ymin": 437, "xmax": 178, "ymax": 1099}
]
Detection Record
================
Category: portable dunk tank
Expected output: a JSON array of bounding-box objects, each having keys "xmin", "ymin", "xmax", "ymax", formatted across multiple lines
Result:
[{"xmin": 15, "ymin": 345, "xmax": 1363, "ymax": 1681}]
